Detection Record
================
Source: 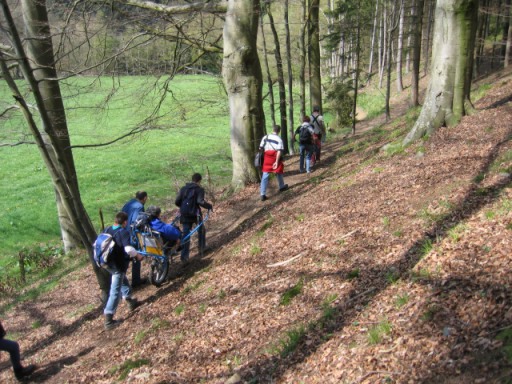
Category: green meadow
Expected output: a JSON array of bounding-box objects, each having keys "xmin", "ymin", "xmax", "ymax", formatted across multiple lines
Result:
[{"xmin": 0, "ymin": 75, "xmax": 233, "ymax": 264}]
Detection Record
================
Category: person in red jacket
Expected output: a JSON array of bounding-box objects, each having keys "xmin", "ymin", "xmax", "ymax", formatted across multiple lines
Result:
[
  {"xmin": 259, "ymin": 125, "xmax": 289, "ymax": 201},
  {"xmin": 0, "ymin": 321, "xmax": 36, "ymax": 380}
]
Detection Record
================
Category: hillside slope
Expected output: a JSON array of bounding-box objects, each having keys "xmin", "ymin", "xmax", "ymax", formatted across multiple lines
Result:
[{"xmin": 1, "ymin": 69, "xmax": 511, "ymax": 384}]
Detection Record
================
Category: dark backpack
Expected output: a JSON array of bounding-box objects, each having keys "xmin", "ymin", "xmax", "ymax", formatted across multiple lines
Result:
[
  {"xmin": 299, "ymin": 125, "xmax": 312, "ymax": 145},
  {"xmin": 93, "ymin": 232, "xmax": 115, "ymax": 268},
  {"xmin": 133, "ymin": 212, "xmax": 151, "ymax": 232},
  {"xmin": 180, "ymin": 186, "xmax": 198, "ymax": 217}
]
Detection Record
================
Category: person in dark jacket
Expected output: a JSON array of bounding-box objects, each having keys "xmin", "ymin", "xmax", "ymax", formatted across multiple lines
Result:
[
  {"xmin": 103, "ymin": 212, "xmax": 144, "ymax": 330},
  {"xmin": 121, "ymin": 191, "xmax": 148, "ymax": 288},
  {"xmin": 175, "ymin": 173, "xmax": 213, "ymax": 263},
  {"xmin": 146, "ymin": 205, "xmax": 181, "ymax": 251},
  {"xmin": 0, "ymin": 321, "xmax": 36, "ymax": 380},
  {"xmin": 294, "ymin": 116, "xmax": 315, "ymax": 174}
]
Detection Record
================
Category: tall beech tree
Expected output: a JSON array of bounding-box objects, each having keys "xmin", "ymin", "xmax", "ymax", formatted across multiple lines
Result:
[
  {"xmin": 222, "ymin": 0, "xmax": 264, "ymax": 187},
  {"xmin": 0, "ymin": 0, "xmax": 111, "ymax": 298},
  {"xmin": 404, "ymin": 0, "xmax": 479, "ymax": 145}
]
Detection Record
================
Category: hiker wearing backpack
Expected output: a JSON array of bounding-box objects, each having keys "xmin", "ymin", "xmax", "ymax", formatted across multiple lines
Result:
[
  {"xmin": 103, "ymin": 211, "xmax": 144, "ymax": 330},
  {"xmin": 0, "ymin": 321, "xmax": 36, "ymax": 380},
  {"xmin": 121, "ymin": 191, "xmax": 148, "ymax": 288},
  {"xmin": 311, "ymin": 105, "xmax": 326, "ymax": 144},
  {"xmin": 175, "ymin": 173, "xmax": 213, "ymax": 263},
  {"xmin": 294, "ymin": 116, "xmax": 315, "ymax": 174},
  {"xmin": 259, "ymin": 125, "xmax": 289, "ymax": 201},
  {"xmin": 146, "ymin": 205, "xmax": 182, "ymax": 251}
]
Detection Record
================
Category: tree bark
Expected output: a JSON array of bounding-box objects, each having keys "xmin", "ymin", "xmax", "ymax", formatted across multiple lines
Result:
[
  {"xmin": 308, "ymin": 0, "xmax": 322, "ymax": 112},
  {"xmin": 368, "ymin": 0, "xmax": 380, "ymax": 83},
  {"xmin": 423, "ymin": 0, "xmax": 435, "ymax": 76},
  {"xmin": 396, "ymin": 0, "xmax": 405, "ymax": 92},
  {"xmin": 284, "ymin": 0, "xmax": 296, "ymax": 154},
  {"xmin": 299, "ymin": 0, "xmax": 307, "ymax": 118},
  {"xmin": 404, "ymin": 0, "xmax": 479, "ymax": 145},
  {"xmin": 266, "ymin": 2, "xmax": 288, "ymax": 153},
  {"xmin": 260, "ymin": 12, "xmax": 276, "ymax": 127},
  {"xmin": 410, "ymin": 0, "xmax": 425, "ymax": 107},
  {"xmin": 0, "ymin": 0, "xmax": 111, "ymax": 296},
  {"xmin": 505, "ymin": 0, "xmax": 512, "ymax": 67},
  {"xmin": 222, "ymin": 0, "xmax": 264, "ymax": 188}
]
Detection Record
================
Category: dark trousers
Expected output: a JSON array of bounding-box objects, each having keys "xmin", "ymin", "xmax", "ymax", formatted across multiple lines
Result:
[
  {"xmin": 180, "ymin": 221, "xmax": 206, "ymax": 262},
  {"xmin": 131, "ymin": 259, "xmax": 142, "ymax": 286},
  {"xmin": 0, "ymin": 337, "xmax": 22, "ymax": 371}
]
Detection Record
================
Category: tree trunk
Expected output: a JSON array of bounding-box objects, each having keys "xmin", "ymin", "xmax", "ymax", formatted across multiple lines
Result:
[
  {"xmin": 368, "ymin": 0, "xmax": 380, "ymax": 83},
  {"xmin": 0, "ymin": 0, "xmax": 111, "ymax": 296},
  {"xmin": 411, "ymin": 0, "xmax": 425, "ymax": 106},
  {"xmin": 385, "ymin": 1, "xmax": 399, "ymax": 120},
  {"xmin": 378, "ymin": 4, "xmax": 387, "ymax": 88},
  {"xmin": 308, "ymin": 0, "xmax": 322, "ymax": 112},
  {"xmin": 396, "ymin": 0, "xmax": 405, "ymax": 92},
  {"xmin": 260, "ymin": 12, "xmax": 276, "ymax": 127},
  {"xmin": 505, "ymin": 0, "xmax": 512, "ymax": 67},
  {"xmin": 266, "ymin": 3, "xmax": 289, "ymax": 153},
  {"xmin": 404, "ymin": 0, "xmax": 479, "ymax": 145},
  {"xmin": 299, "ymin": 0, "xmax": 307, "ymax": 118},
  {"xmin": 222, "ymin": 0, "xmax": 264, "ymax": 188},
  {"xmin": 285, "ymin": 0, "xmax": 296, "ymax": 154},
  {"xmin": 423, "ymin": 0, "xmax": 435, "ymax": 76}
]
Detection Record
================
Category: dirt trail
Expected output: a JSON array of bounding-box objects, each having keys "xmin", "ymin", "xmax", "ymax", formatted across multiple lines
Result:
[{"xmin": 1, "ymin": 68, "xmax": 511, "ymax": 383}]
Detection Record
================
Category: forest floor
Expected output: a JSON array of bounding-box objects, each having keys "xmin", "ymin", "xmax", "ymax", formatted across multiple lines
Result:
[{"xmin": 1, "ymin": 67, "xmax": 512, "ymax": 384}]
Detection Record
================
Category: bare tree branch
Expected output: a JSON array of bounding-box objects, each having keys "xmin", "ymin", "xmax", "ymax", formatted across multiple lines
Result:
[{"xmin": 118, "ymin": 0, "xmax": 228, "ymax": 15}]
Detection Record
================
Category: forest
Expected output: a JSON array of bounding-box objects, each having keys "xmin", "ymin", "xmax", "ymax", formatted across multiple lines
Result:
[{"xmin": 1, "ymin": 0, "xmax": 512, "ymax": 383}]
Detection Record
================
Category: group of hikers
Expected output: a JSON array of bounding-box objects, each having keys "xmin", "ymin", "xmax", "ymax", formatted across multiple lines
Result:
[
  {"xmin": 259, "ymin": 106, "xmax": 326, "ymax": 201},
  {"xmin": 0, "ymin": 107, "xmax": 325, "ymax": 381},
  {"xmin": 0, "ymin": 173, "xmax": 214, "ymax": 381},
  {"xmin": 102, "ymin": 172, "xmax": 213, "ymax": 330}
]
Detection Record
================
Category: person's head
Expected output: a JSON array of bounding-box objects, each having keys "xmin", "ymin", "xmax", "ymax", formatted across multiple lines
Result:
[
  {"xmin": 115, "ymin": 211, "xmax": 129, "ymax": 227},
  {"xmin": 135, "ymin": 191, "xmax": 148, "ymax": 204},
  {"xmin": 303, "ymin": 116, "xmax": 311, "ymax": 123},
  {"xmin": 313, "ymin": 105, "xmax": 320, "ymax": 113},
  {"xmin": 273, "ymin": 125, "xmax": 281, "ymax": 134},
  {"xmin": 146, "ymin": 205, "xmax": 161, "ymax": 219},
  {"xmin": 192, "ymin": 173, "xmax": 202, "ymax": 184}
]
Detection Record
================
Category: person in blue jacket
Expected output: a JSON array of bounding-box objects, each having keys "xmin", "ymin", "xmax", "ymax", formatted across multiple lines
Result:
[
  {"xmin": 121, "ymin": 191, "xmax": 148, "ymax": 288},
  {"xmin": 146, "ymin": 205, "xmax": 182, "ymax": 251}
]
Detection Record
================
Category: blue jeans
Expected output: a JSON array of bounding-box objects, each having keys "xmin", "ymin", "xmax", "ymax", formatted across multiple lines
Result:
[
  {"xmin": 299, "ymin": 144, "xmax": 314, "ymax": 172},
  {"xmin": 260, "ymin": 172, "xmax": 286, "ymax": 196},
  {"xmin": 181, "ymin": 221, "xmax": 206, "ymax": 262},
  {"xmin": 104, "ymin": 266, "xmax": 132, "ymax": 315},
  {"xmin": 0, "ymin": 338, "xmax": 22, "ymax": 370}
]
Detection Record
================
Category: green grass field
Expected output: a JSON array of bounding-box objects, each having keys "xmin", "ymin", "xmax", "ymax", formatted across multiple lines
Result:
[
  {"xmin": 0, "ymin": 75, "xmax": 233, "ymax": 265},
  {"xmin": 0, "ymin": 73, "xmax": 342, "ymax": 275}
]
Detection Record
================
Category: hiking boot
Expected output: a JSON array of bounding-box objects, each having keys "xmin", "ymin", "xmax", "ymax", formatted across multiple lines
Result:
[
  {"xmin": 104, "ymin": 314, "xmax": 120, "ymax": 330},
  {"xmin": 279, "ymin": 184, "xmax": 289, "ymax": 192},
  {"xmin": 261, "ymin": 195, "xmax": 267, "ymax": 201},
  {"xmin": 14, "ymin": 364, "xmax": 36, "ymax": 380},
  {"xmin": 125, "ymin": 297, "xmax": 140, "ymax": 311}
]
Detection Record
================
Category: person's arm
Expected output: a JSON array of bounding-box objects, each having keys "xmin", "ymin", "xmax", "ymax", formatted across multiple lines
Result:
[
  {"xmin": 175, "ymin": 188, "xmax": 183, "ymax": 207},
  {"xmin": 273, "ymin": 151, "xmax": 282, "ymax": 169},
  {"xmin": 118, "ymin": 230, "xmax": 144, "ymax": 261},
  {"xmin": 197, "ymin": 187, "xmax": 213, "ymax": 211}
]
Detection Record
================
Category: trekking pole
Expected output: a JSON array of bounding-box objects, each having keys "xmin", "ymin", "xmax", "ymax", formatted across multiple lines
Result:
[
  {"xmin": 99, "ymin": 208, "xmax": 105, "ymax": 231},
  {"xmin": 181, "ymin": 211, "xmax": 210, "ymax": 243}
]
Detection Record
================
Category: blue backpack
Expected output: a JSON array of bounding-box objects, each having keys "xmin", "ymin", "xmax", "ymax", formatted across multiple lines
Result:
[{"xmin": 93, "ymin": 232, "xmax": 115, "ymax": 268}]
